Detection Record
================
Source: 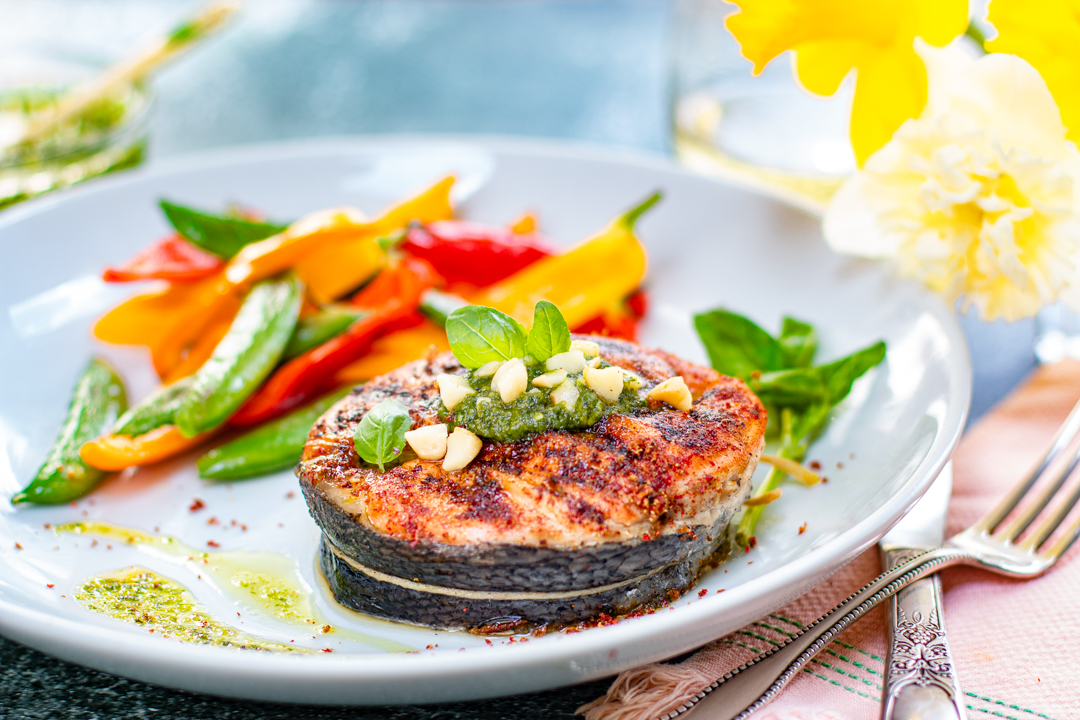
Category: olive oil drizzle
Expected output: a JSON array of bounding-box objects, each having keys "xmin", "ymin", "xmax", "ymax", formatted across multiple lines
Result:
[
  {"xmin": 75, "ymin": 567, "xmax": 307, "ymax": 652},
  {"xmin": 57, "ymin": 521, "xmax": 411, "ymax": 653}
]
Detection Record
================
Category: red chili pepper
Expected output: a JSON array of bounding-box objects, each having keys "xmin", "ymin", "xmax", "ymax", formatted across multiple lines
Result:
[
  {"xmin": 350, "ymin": 257, "xmax": 440, "ymax": 309},
  {"xmin": 231, "ymin": 259, "xmax": 441, "ymax": 427},
  {"xmin": 400, "ymin": 221, "xmax": 557, "ymax": 287},
  {"xmin": 102, "ymin": 235, "xmax": 224, "ymax": 283},
  {"xmin": 573, "ymin": 290, "xmax": 649, "ymax": 341},
  {"xmin": 230, "ymin": 304, "xmax": 422, "ymax": 426}
]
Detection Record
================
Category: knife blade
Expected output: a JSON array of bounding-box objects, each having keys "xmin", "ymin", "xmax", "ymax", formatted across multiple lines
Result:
[{"xmin": 878, "ymin": 461, "xmax": 966, "ymax": 720}]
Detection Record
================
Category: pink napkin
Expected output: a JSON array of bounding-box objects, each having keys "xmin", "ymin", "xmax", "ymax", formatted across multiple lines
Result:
[{"xmin": 582, "ymin": 360, "xmax": 1080, "ymax": 720}]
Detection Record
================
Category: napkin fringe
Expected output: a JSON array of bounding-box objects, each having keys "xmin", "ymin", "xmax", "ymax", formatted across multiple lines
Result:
[{"xmin": 576, "ymin": 661, "xmax": 715, "ymax": 720}]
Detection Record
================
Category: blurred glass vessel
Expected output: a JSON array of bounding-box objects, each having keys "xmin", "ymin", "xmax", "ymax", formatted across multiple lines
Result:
[
  {"xmin": 671, "ymin": 0, "xmax": 853, "ymax": 213},
  {"xmin": 0, "ymin": 51, "xmax": 151, "ymax": 212}
]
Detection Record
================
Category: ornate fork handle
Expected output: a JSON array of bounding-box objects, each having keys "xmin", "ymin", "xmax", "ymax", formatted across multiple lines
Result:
[{"xmin": 675, "ymin": 547, "xmax": 978, "ymax": 720}]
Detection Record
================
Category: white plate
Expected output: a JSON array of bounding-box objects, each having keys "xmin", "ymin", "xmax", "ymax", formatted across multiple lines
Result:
[{"xmin": 0, "ymin": 136, "xmax": 970, "ymax": 705}]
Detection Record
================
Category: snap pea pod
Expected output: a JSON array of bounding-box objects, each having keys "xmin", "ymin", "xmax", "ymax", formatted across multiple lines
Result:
[
  {"xmin": 175, "ymin": 275, "xmax": 304, "ymax": 438},
  {"xmin": 112, "ymin": 376, "xmax": 193, "ymax": 436},
  {"xmin": 196, "ymin": 387, "xmax": 351, "ymax": 480},
  {"xmin": 12, "ymin": 358, "xmax": 127, "ymax": 505},
  {"xmin": 418, "ymin": 288, "xmax": 467, "ymax": 328},
  {"xmin": 282, "ymin": 305, "xmax": 366, "ymax": 360}
]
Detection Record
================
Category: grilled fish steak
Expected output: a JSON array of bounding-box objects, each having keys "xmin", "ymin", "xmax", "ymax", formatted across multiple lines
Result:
[{"xmin": 299, "ymin": 336, "xmax": 766, "ymax": 631}]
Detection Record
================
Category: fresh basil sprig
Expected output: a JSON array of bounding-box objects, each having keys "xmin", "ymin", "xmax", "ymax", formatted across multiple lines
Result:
[
  {"xmin": 353, "ymin": 399, "xmax": 412, "ymax": 471},
  {"xmin": 693, "ymin": 308, "xmax": 885, "ymax": 549},
  {"xmin": 525, "ymin": 300, "xmax": 571, "ymax": 363},
  {"xmin": 446, "ymin": 305, "xmax": 528, "ymax": 368}
]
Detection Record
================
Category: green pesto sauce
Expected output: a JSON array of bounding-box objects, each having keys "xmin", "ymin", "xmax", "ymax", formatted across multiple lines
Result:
[
  {"xmin": 75, "ymin": 567, "xmax": 308, "ymax": 653},
  {"xmin": 443, "ymin": 359, "xmax": 647, "ymax": 443}
]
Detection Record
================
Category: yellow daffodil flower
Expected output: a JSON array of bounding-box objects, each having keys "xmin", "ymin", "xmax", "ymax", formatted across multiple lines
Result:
[
  {"xmin": 725, "ymin": 0, "xmax": 968, "ymax": 166},
  {"xmin": 987, "ymin": 0, "xmax": 1080, "ymax": 143},
  {"xmin": 824, "ymin": 46, "xmax": 1080, "ymax": 321}
]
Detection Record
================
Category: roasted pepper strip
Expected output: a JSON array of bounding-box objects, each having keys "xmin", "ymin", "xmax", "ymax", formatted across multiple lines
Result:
[
  {"xmin": 333, "ymin": 320, "xmax": 449, "ymax": 383},
  {"xmin": 283, "ymin": 305, "xmax": 367, "ymax": 360},
  {"xmin": 401, "ymin": 220, "xmax": 556, "ymax": 287},
  {"xmin": 161, "ymin": 301, "xmax": 239, "ymax": 384},
  {"xmin": 175, "ymin": 275, "xmax": 304, "ymax": 437},
  {"xmin": 350, "ymin": 257, "xmax": 441, "ymax": 309},
  {"xmin": 12, "ymin": 358, "xmax": 127, "ymax": 505},
  {"xmin": 197, "ymin": 388, "xmax": 351, "ymax": 480},
  {"xmin": 102, "ymin": 235, "xmax": 224, "ymax": 283},
  {"xmin": 80, "ymin": 425, "xmax": 209, "ymax": 472},
  {"xmin": 472, "ymin": 192, "xmax": 659, "ymax": 326},
  {"xmin": 294, "ymin": 176, "xmax": 454, "ymax": 302},
  {"xmin": 229, "ymin": 304, "xmax": 422, "ymax": 426}
]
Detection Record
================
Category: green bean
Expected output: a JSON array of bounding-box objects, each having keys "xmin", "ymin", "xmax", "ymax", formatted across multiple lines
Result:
[{"xmin": 13, "ymin": 358, "xmax": 126, "ymax": 505}]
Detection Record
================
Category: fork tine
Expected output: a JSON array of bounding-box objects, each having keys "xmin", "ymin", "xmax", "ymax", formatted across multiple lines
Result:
[
  {"xmin": 1023, "ymin": 476, "xmax": 1080, "ymax": 552},
  {"xmin": 998, "ymin": 445, "xmax": 1080, "ymax": 541},
  {"xmin": 1038, "ymin": 505, "xmax": 1080, "ymax": 560},
  {"xmin": 977, "ymin": 396, "xmax": 1080, "ymax": 534}
]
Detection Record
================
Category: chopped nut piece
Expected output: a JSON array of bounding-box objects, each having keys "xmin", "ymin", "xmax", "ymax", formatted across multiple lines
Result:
[
  {"xmin": 491, "ymin": 357, "xmax": 528, "ymax": 404},
  {"xmin": 545, "ymin": 350, "xmax": 585, "ymax": 374},
  {"xmin": 570, "ymin": 339, "xmax": 600, "ymax": 358},
  {"xmin": 587, "ymin": 356, "xmax": 602, "ymax": 369},
  {"xmin": 404, "ymin": 424, "xmax": 449, "ymax": 461},
  {"xmin": 584, "ymin": 366, "xmax": 624, "ymax": 403},
  {"xmin": 443, "ymin": 427, "xmax": 483, "ymax": 471},
  {"xmin": 531, "ymin": 369, "xmax": 567, "ymax": 388},
  {"xmin": 647, "ymin": 376, "xmax": 692, "ymax": 411},
  {"xmin": 474, "ymin": 360, "xmax": 504, "ymax": 377},
  {"xmin": 621, "ymin": 369, "xmax": 646, "ymax": 390},
  {"xmin": 437, "ymin": 374, "xmax": 474, "ymax": 411},
  {"xmin": 550, "ymin": 378, "xmax": 580, "ymax": 409}
]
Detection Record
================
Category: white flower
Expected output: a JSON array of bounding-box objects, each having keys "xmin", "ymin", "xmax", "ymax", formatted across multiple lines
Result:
[{"xmin": 824, "ymin": 43, "xmax": 1080, "ymax": 321}]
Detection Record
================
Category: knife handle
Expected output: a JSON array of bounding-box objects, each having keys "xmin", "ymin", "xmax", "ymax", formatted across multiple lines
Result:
[{"xmin": 880, "ymin": 547, "xmax": 967, "ymax": 720}]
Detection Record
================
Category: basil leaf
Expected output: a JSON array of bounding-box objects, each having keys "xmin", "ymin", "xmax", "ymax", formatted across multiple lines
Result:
[
  {"xmin": 750, "ymin": 368, "xmax": 826, "ymax": 407},
  {"xmin": 693, "ymin": 309, "xmax": 784, "ymax": 379},
  {"xmin": 779, "ymin": 317, "xmax": 817, "ymax": 368},
  {"xmin": 160, "ymin": 200, "xmax": 287, "ymax": 260},
  {"xmin": 353, "ymin": 399, "xmax": 412, "ymax": 471},
  {"xmin": 445, "ymin": 305, "xmax": 528, "ymax": 369},
  {"xmin": 525, "ymin": 300, "xmax": 571, "ymax": 363},
  {"xmin": 815, "ymin": 341, "xmax": 886, "ymax": 405}
]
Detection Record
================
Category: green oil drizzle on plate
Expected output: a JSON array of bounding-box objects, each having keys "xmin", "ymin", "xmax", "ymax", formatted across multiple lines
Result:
[
  {"xmin": 75, "ymin": 567, "xmax": 307, "ymax": 652},
  {"xmin": 57, "ymin": 521, "xmax": 411, "ymax": 652}
]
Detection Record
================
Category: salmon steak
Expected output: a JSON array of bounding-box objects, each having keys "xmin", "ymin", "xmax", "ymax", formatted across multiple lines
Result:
[{"xmin": 298, "ymin": 335, "xmax": 767, "ymax": 632}]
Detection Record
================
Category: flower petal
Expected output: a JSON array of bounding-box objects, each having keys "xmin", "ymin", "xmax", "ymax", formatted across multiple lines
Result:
[{"xmin": 988, "ymin": 0, "xmax": 1080, "ymax": 141}]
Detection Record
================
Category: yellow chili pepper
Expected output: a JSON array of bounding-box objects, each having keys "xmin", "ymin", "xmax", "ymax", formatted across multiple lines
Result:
[
  {"xmin": 293, "ymin": 175, "xmax": 456, "ymax": 302},
  {"xmin": 80, "ymin": 425, "xmax": 210, "ymax": 472},
  {"xmin": 227, "ymin": 176, "xmax": 456, "ymax": 291},
  {"xmin": 473, "ymin": 193, "xmax": 658, "ymax": 327}
]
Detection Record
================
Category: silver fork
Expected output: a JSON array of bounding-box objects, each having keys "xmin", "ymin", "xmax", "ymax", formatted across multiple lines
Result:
[{"xmin": 672, "ymin": 397, "xmax": 1080, "ymax": 720}]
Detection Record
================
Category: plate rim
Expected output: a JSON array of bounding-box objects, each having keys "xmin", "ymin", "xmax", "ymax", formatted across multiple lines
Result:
[{"xmin": 0, "ymin": 133, "xmax": 972, "ymax": 704}]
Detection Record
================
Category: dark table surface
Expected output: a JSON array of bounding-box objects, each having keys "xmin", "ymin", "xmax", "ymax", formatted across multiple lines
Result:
[{"xmin": 0, "ymin": 1, "xmax": 1037, "ymax": 718}]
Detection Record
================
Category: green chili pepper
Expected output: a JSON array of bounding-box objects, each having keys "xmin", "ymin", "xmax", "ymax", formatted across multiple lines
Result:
[
  {"xmin": 196, "ymin": 387, "xmax": 351, "ymax": 480},
  {"xmin": 282, "ymin": 305, "xmax": 366, "ymax": 360},
  {"xmin": 12, "ymin": 358, "xmax": 127, "ymax": 505},
  {"xmin": 175, "ymin": 275, "xmax": 304, "ymax": 438},
  {"xmin": 111, "ymin": 376, "xmax": 193, "ymax": 437}
]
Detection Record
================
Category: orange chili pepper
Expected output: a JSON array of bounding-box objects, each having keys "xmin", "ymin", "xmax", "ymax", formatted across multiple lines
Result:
[
  {"xmin": 334, "ymin": 320, "xmax": 449, "ymax": 383},
  {"xmin": 80, "ymin": 425, "xmax": 210, "ymax": 472},
  {"xmin": 295, "ymin": 176, "xmax": 455, "ymax": 302}
]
